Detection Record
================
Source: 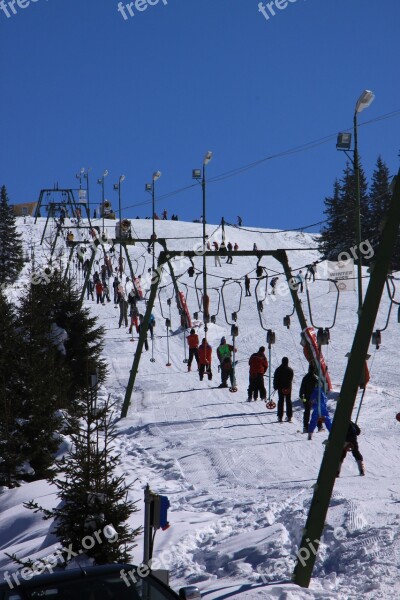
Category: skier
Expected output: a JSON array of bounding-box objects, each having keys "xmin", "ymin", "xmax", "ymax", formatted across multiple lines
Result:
[
  {"xmin": 86, "ymin": 279, "xmax": 94, "ymax": 301},
  {"xmin": 253, "ymin": 243, "xmax": 258, "ymax": 251},
  {"xmin": 198, "ymin": 338, "xmax": 212, "ymax": 381},
  {"xmin": 306, "ymin": 262, "xmax": 317, "ymax": 282},
  {"xmin": 118, "ymin": 296, "xmax": 128, "ymax": 328},
  {"xmin": 212, "ymin": 241, "xmax": 221, "ymax": 267},
  {"xmin": 137, "ymin": 314, "xmax": 149, "ymax": 351},
  {"xmin": 186, "ymin": 328, "xmax": 200, "ymax": 372},
  {"xmin": 148, "ymin": 313, "xmax": 156, "ymax": 340},
  {"xmin": 237, "ymin": 216, "xmax": 243, "ymax": 227},
  {"xmin": 113, "ymin": 277, "xmax": 120, "ymax": 304},
  {"xmin": 296, "ymin": 270, "xmax": 304, "ymax": 293},
  {"xmin": 95, "ymin": 280, "xmax": 104, "ymax": 305},
  {"xmin": 273, "ymin": 357, "xmax": 294, "ymax": 422},
  {"xmin": 270, "ymin": 277, "xmax": 279, "ymax": 295},
  {"xmin": 128, "ymin": 299, "xmax": 139, "ymax": 333},
  {"xmin": 245, "ymin": 274, "xmax": 251, "ymax": 297},
  {"xmin": 307, "ymin": 386, "xmax": 332, "ymax": 439},
  {"xmin": 217, "ymin": 337, "xmax": 237, "ymax": 389},
  {"xmin": 336, "ymin": 421, "xmax": 365, "ymax": 476},
  {"xmin": 299, "ymin": 364, "xmax": 321, "ymax": 433},
  {"xmin": 234, "ymin": 243, "xmax": 239, "ymax": 251},
  {"xmin": 226, "ymin": 242, "xmax": 233, "ymax": 264},
  {"xmin": 162, "ymin": 209, "xmax": 168, "ymax": 220},
  {"xmin": 247, "ymin": 347, "xmax": 268, "ymax": 401}
]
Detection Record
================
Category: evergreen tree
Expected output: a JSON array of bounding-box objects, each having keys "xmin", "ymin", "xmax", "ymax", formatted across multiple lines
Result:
[
  {"xmin": 366, "ymin": 156, "xmax": 397, "ymax": 267},
  {"xmin": 26, "ymin": 396, "xmax": 140, "ymax": 564},
  {"xmin": 0, "ymin": 185, "xmax": 24, "ymax": 286},
  {"xmin": 319, "ymin": 160, "xmax": 369, "ymax": 262},
  {"xmin": 0, "ymin": 291, "xmax": 25, "ymax": 487}
]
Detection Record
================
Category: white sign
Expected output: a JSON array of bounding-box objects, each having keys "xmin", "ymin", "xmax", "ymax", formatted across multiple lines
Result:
[
  {"xmin": 79, "ymin": 189, "xmax": 87, "ymax": 203},
  {"xmin": 328, "ymin": 259, "xmax": 355, "ymax": 292}
]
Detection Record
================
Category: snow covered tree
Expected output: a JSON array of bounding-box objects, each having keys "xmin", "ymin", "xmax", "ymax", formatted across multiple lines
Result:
[
  {"xmin": 0, "ymin": 291, "xmax": 25, "ymax": 487},
  {"xmin": 0, "ymin": 185, "xmax": 24, "ymax": 286},
  {"xmin": 26, "ymin": 396, "xmax": 140, "ymax": 564}
]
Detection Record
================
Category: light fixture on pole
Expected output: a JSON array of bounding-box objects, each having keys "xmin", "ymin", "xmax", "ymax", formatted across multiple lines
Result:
[
  {"xmin": 113, "ymin": 175, "xmax": 125, "ymax": 268},
  {"xmin": 336, "ymin": 89, "xmax": 375, "ymax": 318},
  {"xmin": 97, "ymin": 170, "xmax": 108, "ymax": 233},
  {"xmin": 193, "ymin": 151, "xmax": 213, "ymax": 334},
  {"xmin": 145, "ymin": 171, "xmax": 162, "ymax": 273}
]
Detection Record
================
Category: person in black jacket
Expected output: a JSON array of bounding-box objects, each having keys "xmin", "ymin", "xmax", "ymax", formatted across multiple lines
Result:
[
  {"xmin": 273, "ymin": 357, "xmax": 294, "ymax": 422},
  {"xmin": 337, "ymin": 421, "xmax": 365, "ymax": 477},
  {"xmin": 299, "ymin": 364, "xmax": 321, "ymax": 433}
]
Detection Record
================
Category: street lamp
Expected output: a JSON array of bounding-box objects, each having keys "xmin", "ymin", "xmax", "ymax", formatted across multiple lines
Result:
[
  {"xmin": 113, "ymin": 175, "xmax": 125, "ymax": 268},
  {"xmin": 193, "ymin": 151, "xmax": 213, "ymax": 334},
  {"xmin": 336, "ymin": 90, "xmax": 375, "ymax": 318},
  {"xmin": 97, "ymin": 170, "xmax": 108, "ymax": 233},
  {"xmin": 145, "ymin": 171, "xmax": 162, "ymax": 273}
]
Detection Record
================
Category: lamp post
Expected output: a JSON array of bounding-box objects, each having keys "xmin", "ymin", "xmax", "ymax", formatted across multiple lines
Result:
[
  {"xmin": 193, "ymin": 151, "xmax": 213, "ymax": 334},
  {"xmin": 113, "ymin": 175, "xmax": 125, "ymax": 270},
  {"xmin": 97, "ymin": 170, "xmax": 108, "ymax": 233},
  {"xmin": 336, "ymin": 90, "xmax": 374, "ymax": 318},
  {"xmin": 145, "ymin": 171, "xmax": 162, "ymax": 273}
]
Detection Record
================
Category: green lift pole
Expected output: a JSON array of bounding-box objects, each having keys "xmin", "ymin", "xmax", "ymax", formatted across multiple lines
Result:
[{"xmin": 293, "ymin": 170, "xmax": 400, "ymax": 588}]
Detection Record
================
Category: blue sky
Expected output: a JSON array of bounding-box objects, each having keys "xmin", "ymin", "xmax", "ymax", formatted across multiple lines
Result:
[{"xmin": 1, "ymin": 0, "xmax": 399, "ymax": 230}]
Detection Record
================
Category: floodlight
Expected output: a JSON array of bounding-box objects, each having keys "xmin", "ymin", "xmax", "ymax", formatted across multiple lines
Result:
[
  {"xmin": 153, "ymin": 171, "xmax": 162, "ymax": 181},
  {"xmin": 192, "ymin": 169, "xmax": 202, "ymax": 179},
  {"xmin": 336, "ymin": 132, "xmax": 352, "ymax": 151},
  {"xmin": 145, "ymin": 183, "xmax": 152, "ymax": 192}
]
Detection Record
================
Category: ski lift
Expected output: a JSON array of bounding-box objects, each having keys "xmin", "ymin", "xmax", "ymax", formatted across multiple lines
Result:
[
  {"xmin": 254, "ymin": 275, "xmax": 270, "ymax": 332},
  {"xmin": 283, "ymin": 303, "xmax": 296, "ymax": 329},
  {"xmin": 371, "ymin": 330, "xmax": 381, "ymax": 349},
  {"xmin": 317, "ymin": 328, "xmax": 330, "ymax": 346},
  {"xmin": 221, "ymin": 280, "xmax": 243, "ymax": 392}
]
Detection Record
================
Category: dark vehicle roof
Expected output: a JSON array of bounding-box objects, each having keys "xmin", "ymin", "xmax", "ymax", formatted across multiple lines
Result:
[{"xmin": 0, "ymin": 563, "xmax": 181, "ymax": 599}]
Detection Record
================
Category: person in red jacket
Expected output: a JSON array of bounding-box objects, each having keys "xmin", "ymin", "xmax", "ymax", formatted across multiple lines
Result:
[
  {"xmin": 186, "ymin": 328, "xmax": 199, "ymax": 372},
  {"xmin": 95, "ymin": 281, "xmax": 104, "ymax": 305},
  {"xmin": 198, "ymin": 338, "xmax": 212, "ymax": 381},
  {"xmin": 247, "ymin": 347, "xmax": 268, "ymax": 401}
]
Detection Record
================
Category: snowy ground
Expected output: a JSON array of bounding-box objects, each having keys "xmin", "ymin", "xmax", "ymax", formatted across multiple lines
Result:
[{"xmin": 2, "ymin": 216, "xmax": 400, "ymax": 600}]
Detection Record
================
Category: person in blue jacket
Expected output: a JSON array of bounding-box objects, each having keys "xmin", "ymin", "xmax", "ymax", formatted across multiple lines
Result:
[{"xmin": 308, "ymin": 386, "xmax": 332, "ymax": 440}]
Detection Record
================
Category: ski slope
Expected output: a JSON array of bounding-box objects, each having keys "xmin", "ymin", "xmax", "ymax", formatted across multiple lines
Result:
[{"xmin": 2, "ymin": 216, "xmax": 400, "ymax": 600}]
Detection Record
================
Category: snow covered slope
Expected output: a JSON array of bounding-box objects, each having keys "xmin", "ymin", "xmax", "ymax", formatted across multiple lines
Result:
[{"xmin": 2, "ymin": 216, "xmax": 400, "ymax": 600}]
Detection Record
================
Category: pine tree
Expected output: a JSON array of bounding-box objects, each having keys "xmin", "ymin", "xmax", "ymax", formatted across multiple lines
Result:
[
  {"xmin": 0, "ymin": 291, "xmax": 25, "ymax": 487},
  {"xmin": 319, "ymin": 160, "xmax": 369, "ymax": 262},
  {"xmin": 366, "ymin": 156, "xmax": 397, "ymax": 268},
  {"xmin": 26, "ymin": 396, "xmax": 141, "ymax": 564},
  {"xmin": 0, "ymin": 185, "xmax": 24, "ymax": 286}
]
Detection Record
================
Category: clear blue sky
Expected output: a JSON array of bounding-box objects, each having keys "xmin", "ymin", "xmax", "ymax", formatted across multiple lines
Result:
[{"xmin": 1, "ymin": 0, "xmax": 399, "ymax": 230}]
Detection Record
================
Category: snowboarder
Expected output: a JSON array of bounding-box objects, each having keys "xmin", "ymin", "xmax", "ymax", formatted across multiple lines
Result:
[
  {"xmin": 299, "ymin": 364, "xmax": 320, "ymax": 433},
  {"xmin": 186, "ymin": 328, "xmax": 200, "ymax": 372},
  {"xmin": 217, "ymin": 337, "xmax": 237, "ymax": 388},
  {"xmin": 245, "ymin": 274, "xmax": 251, "ymax": 297},
  {"xmin": 307, "ymin": 386, "xmax": 332, "ymax": 439},
  {"xmin": 336, "ymin": 421, "xmax": 365, "ymax": 476},
  {"xmin": 273, "ymin": 357, "xmax": 294, "ymax": 422},
  {"xmin": 198, "ymin": 338, "xmax": 212, "ymax": 381},
  {"xmin": 247, "ymin": 347, "xmax": 268, "ymax": 401}
]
